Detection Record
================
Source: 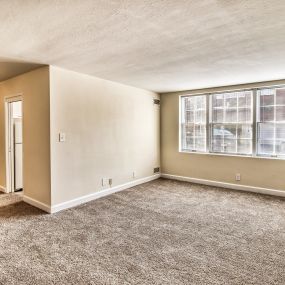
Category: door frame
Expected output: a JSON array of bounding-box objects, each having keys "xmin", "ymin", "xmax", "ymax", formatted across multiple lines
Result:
[{"xmin": 5, "ymin": 95, "xmax": 23, "ymax": 193}]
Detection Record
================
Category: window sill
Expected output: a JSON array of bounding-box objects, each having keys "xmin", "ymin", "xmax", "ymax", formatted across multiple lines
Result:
[{"xmin": 179, "ymin": 150, "xmax": 285, "ymax": 160}]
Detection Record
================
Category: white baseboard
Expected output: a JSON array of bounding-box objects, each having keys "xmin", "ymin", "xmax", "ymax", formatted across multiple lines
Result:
[
  {"xmin": 0, "ymin": 185, "xmax": 6, "ymax": 193},
  {"xmin": 161, "ymin": 173, "xmax": 285, "ymax": 198},
  {"xmin": 50, "ymin": 174, "xmax": 161, "ymax": 214},
  {"xmin": 23, "ymin": 195, "xmax": 51, "ymax": 213}
]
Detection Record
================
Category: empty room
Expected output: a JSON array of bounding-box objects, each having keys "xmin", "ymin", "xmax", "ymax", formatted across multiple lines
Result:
[{"xmin": 0, "ymin": 1, "xmax": 285, "ymax": 284}]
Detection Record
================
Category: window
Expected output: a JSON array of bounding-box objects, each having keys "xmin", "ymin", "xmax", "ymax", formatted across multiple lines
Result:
[
  {"xmin": 180, "ymin": 86, "xmax": 285, "ymax": 159},
  {"xmin": 257, "ymin": 88, "xmax": 285, "ymax": 157},
  {"xmin": 210, "ymin": 91, "xmax": 253, "ymax": 155},
  {"xmin": 180, "ymin": 95, "xmax": 207, "ymax": 152}
]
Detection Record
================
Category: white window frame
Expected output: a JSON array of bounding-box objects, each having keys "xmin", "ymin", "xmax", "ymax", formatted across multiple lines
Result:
[
  {"xmin": 256, "ymin": 88, "xmax": 285, "ymax": 159},
  {"xmin": 180, "ymin": 95, "xmax": 207, "ymax": 153},
  {"xmin": 209, "ymin": 90, "xmax": 254, "ymax": 156},
  {"xmin": 179, "ymin": 85, "xmax": 285, "ymax": 160}
]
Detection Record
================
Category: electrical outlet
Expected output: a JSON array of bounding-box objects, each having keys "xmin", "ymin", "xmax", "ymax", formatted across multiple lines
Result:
[
  {"xmin": 59, "ymin": 132, "xmax": 66, "ymax": 142},
  {"xmin": 235, "ymin": 173, "xmax": 241, "ymax": 181},
  {"xmin": 102, "ymin": 178, "xmax": 109, "ymax": 187},
  {"xmin": 109, "ymin": 178, "xmax": 112, "ymax": 186},
  {"xmin": 133, "ymin": 171, "xmax": 136, "ymax": 178}
]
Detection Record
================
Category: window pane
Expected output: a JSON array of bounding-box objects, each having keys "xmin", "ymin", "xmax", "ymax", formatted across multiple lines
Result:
[
  {"xmin": 195, "ymin": 110, "xmax": 206, "ymax": 124},
  {"xmin": 276, "ymin": 124, "xmax": 285, "ymax": 139},
  {"xmin": 223, "ymin": 138, "xmax": 236, "ymax": 153},
  {"xmin": 276, "ymin": 88, "xmax": 285, "ymax": 105},
  {"xmin": 237, "ymin": 139, "xmax": 252, "ymax": 154},
  {"xmin": 212, "ymin": 109, "xmax": 223, "ymax": 123},
  {"xmin": 211, "ymin": 125, "xmax": 223, "ymax": 152},
  {"xmin": 212, "ymin": 94, "xmax": 224, "ymax": 108},
  {"xmin": 276, "ymin": 141, "xmax": 285, "ymax": 155},
  {"xmin": 276, "ymin": 124, "xmax": 285, "ymax": 156},
  {"xmin": 211, "ymin": 124, "xmax": 237, "ymax": 153},
  {"xmin": 186, "ymin": 111, "xmax": 194, "ymax": 122},
  {"xmin": 276, "ymin": 106, "xmax": 285, "ymax": 121},
  {"xmin": 225, "ymin": 108, "xmax": 237, "ymax": 123},
  {"xmin": 257, "ymin": 88, "xmax": 285, "ymax": 157},
  {"xmin": 181, "ymin": 95, "xmax": 206, "ymax": 152},
  {"xmin": 238, "ymin": 107, "xmax": 251, "ymax": 122},
  {"xmin": 195, "ymin": 125, "xmax": 206, "ymax": 138},
  {"xmin": 237, "ymin": 124, "xmax": 252, "ymax": 139},
  {"xmin": 238, "ymin": 91, "xmax": 252, "ymax": 108},
  {"xmin": 210, "ymin": 91, "xmax": 253, "ymax": 155},
  {"xmin": 223, "ymin": 125, "xmax": 237, "ymax": 138},
  {"xmin": 195, "ymin": 138, "xmax": 206, "ymax": 152},
  {"xmin": 259, "ymin": 89, "xmax": 274, "ymax": 106},
  {"xmin": 196, "ymin": 96, "xmax": 206, "ymax": 109},
  {"xmin": 185, "ymin": 124, "xmax": 194, "ymax": 137},
  {"xmin": 212, "ymin": 125, "xmax": 236, "ymax": 139},
  {"xmin": 225, "ymin": 93, "xmax": 237, "ymax": 108},
  {"xmin": 260, "ymin": 106, "xmax": 274, "ymax": 122},
  {"xmin": 258, "ymin": 140, "xmax": 274, "ymax": 155},
  {"xmin": 258, "ymin": 123, "xmax": 274, "ymax": 140}
]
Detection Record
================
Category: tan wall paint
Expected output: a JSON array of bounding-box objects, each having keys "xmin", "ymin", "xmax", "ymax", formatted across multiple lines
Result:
[
  {"xmin": 50, "ymin": 66, "xmax": 160, "ymax": 205},
  {"xmin": 0, "ymin": 67, "xmax": 51, "ymax": 204},
  {"xmin": 161, "ymin": 80, "xmax": 285, "ymax": 191}
]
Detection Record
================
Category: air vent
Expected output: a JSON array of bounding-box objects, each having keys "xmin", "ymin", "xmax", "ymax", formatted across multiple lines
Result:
[
  {"xmin": 153, "ymin": 167, "xmax": 160, "ymax": 173},
  {"xmin": 153, "ymin": 99, "xmax": 160, "ymax": 105}
]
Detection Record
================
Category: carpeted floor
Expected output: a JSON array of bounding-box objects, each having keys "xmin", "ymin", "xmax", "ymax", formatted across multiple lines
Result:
[
  {"xmin": 1, "ymin": 178, "xmax": 285, "ymax": 285},
  {"xmin": 0, "ymin": 192, "xmax": 22, "ymax": 207}
]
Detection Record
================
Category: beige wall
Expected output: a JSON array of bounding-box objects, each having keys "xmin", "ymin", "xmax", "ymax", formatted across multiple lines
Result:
[
  {"xmin": 0, "ymin": 67, "xmax": 51, "ymax": 204},
  {"xmin": 50, "ymin": 67, "xmax": 160, "ymax": 205},
  {"xmin": 161, "ymin": 80, "xmax": 285, "ymax": 191}
]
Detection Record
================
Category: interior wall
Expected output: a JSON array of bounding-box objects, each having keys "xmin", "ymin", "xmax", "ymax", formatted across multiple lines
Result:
[
  {"xmin": 0, "ymin": 67, "xmax": 51, "ymax": 204},
  {"xmin": 50, "ymin": 66, "xmax": 160, "ymax": 205},
  {"xmin": 161, "ymin": 80, "xmax": 285, "ymax": 191}
]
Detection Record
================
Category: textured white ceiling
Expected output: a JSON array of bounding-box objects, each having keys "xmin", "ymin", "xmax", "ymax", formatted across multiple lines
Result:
[{"xmin": 1, "ymin": 0, "xmax": 285, "ymax": 92}]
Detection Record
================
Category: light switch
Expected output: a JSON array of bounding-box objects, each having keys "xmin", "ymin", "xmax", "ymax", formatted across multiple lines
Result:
[
  {"xmin": 102, "ymin": 178, "xmax": 109, "ymax": 187},
  {"xmin": 59, "ymin": 132, "xmax": 66, "ymax": 142}
]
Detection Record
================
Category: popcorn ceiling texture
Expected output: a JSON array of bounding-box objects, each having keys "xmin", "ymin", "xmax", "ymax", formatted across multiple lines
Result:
[
  {"xmin": 0, "ymin": 1, "xmax": 285, "ymax": 92},
  {"xmin": 1, "ymin": 178, "xmax": 285, "ymax": 284}
]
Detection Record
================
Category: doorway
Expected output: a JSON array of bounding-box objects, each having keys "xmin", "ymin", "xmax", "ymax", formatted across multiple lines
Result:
[{"xmin": 5, "ymin": 97, "xmax": 23, "ymax": 194}]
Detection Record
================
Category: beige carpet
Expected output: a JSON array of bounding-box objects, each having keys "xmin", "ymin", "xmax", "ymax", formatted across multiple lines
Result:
[
  {"xmin": 1, "ymin": 178, "xmax": 285, "ymax": 285},
  {"xmin": 0, "ymin": 192, "xmax": 22, "ymax": 207}
]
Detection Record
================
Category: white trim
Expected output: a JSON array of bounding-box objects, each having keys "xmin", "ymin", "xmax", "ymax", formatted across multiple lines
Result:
[
  {"xmin": 5, "ymin": 95, "xmax": 23, "ymax": 194},
  {"xmin": 161, "ymin": 173, "xmax": 285, "ymax": 198},
  {"xmin": 50, "ymin": 174, "xmax": 160, "ymax": 213},
  {"xmin": 179, "ymin": 149, "xmax": 285, "ymax": 161},
  {"xmin": 23, "ymin": 195, "xmax": 51, "ymax": 213},
  {"xmin": 0, "ymin": 185, "xmax": 6, "ymax": 193}
]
